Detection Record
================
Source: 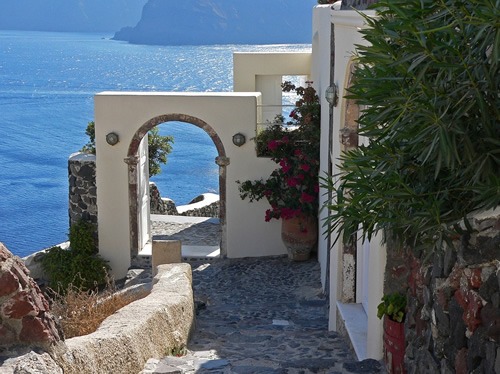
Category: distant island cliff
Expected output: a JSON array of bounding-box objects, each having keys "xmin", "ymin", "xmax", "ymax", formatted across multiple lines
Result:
[
  {"xmin": 113, "ymin": 0, "xmax": 318, "ymax": 45},
  {"xmin": 0, "ymin": 0, "xmax": 147, "ymax": 32}
]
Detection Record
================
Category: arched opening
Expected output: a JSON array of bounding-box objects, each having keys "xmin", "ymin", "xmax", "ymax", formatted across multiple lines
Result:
[
  {"xmin": 124, "ymin": 114, "xmax": 228, "ymax": 266},
  {"xmin": 340, "ymin": 58, "xmax": 371, "ymax": 310}
]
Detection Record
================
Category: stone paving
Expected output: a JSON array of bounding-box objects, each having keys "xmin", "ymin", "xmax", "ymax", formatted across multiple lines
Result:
[
  {"xmin": 151, "ymin": 217, "xmax": 221, "ymax": 247},
  {"xmin": 142, "ymin": 219, "xmax": 385, "ymax": 374}
]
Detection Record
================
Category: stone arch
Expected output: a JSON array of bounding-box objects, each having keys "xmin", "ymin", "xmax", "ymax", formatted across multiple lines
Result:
[{"xmin": 124, "ymin": 113, "xmax": 228, "ymax": 264}]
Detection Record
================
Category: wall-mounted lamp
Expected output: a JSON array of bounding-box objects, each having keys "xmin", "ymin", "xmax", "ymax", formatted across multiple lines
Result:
[
  {"xmin": 232, "ymin": 133, "xmax": 246, "ymax": 147},
  {"xmin": 325, "ymin": 85, "xmax": 339, "ymax": 107},
  {"xmin": 106, "ymin": 132, "xmax": 120, "ymax": 146}
]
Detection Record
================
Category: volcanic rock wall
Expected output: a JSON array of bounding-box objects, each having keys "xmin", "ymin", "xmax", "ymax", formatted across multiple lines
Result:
[
  {"xmin": 0, "ymin": 243, "xmax": 62, "ymax": 353},
  {"xmin": 386, "ymin": 210, "xmax": 500, "ymax": 373}
]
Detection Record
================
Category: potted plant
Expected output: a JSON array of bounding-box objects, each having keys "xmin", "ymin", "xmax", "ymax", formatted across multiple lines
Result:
[
  {"xmin": 237, "ymin": 82, "xmax": 321, "ymax": 261},
  {"xmin": 377, "ymin": 292, "xmax": 407, "ymax": 374}
]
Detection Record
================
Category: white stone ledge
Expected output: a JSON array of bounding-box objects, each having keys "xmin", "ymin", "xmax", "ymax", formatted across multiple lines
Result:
[
  {"xmin": 177, "ymin": 193, "xmax": 219, "ymax": 214},
  {"xmin": 2, "ymin": 263, "xmax": 195, "ymax": 374}
]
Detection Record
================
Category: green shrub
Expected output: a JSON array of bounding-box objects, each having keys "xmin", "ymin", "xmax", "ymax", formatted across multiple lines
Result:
[
  {"xmin": 69, "ymin": 219, "xmax": 96, "ymax": 255},
  {"xmin": 81, "ymin": 121, "xmax": 173, "ymax": 177},
  {"xmin": 324, "ymin": 0, "xmax": 499, "ymax": 252},
  {"xmin": 40, "ymin": 245, "xmax": 75, "ymax": 292},
  {"xmin": 377, "ymin": 293, "xmax": 407, "ymax": 323},
  {"xmin": 41, "ymin": 220, "xmax": 109, "ymax": 293}
]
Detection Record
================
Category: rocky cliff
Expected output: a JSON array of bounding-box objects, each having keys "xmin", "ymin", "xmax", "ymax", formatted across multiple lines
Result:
[
  {"xmin": 0, "ymin": 0, "xmax": 147, "ymax": 32},
  {"xmin": 113, "ymin": 0, "xmax": 318, "ymax": 45}
]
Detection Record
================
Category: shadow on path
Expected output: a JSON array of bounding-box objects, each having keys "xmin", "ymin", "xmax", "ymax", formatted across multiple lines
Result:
[{"xmin": 142, "ymin": 256, "xmax": 385, "ymax": 374}]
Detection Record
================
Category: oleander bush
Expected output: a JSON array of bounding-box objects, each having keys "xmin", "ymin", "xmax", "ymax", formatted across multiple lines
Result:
[{"xmin": 324, "ymin": 0, "xmax": 499, "ymax": 251}]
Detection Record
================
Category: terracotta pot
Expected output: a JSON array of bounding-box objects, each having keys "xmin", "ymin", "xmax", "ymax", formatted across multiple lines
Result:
[
  {"xmin": 281, "ymin": 215, "xmax": 318, "ymax": 261},
  {"xmin": 383, "ymin": 316, "xmax": 406, "ymax": 374}
]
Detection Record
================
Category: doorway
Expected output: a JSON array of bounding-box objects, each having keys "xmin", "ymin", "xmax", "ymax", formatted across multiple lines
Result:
[{"xmin": 125, "ymin": 113, "xmax": 228, "ymax": 266}]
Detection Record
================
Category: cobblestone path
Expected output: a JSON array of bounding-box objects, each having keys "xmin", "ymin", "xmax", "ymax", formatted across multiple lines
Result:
[{"xmin": 141, "ymin": 254, "xmax": 384, "ymax": 374}]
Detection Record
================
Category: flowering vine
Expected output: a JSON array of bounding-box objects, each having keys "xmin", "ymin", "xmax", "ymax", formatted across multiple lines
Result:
[{"xmin": 237, "ymin": 82, "xmax": 321, "ymax": 221}]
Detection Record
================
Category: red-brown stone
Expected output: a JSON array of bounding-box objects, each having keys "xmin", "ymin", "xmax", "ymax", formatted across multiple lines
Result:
[
  {"xmin": 0, "ymin": 324, "xmax": 16, "ymax": 346},
  {"xmin": 455, "ymin": 347, "xmax": 468, "ymax": 374},
  {"xmin": 0, "ymin": 243, "xmax": 62, "ymax": 348},
  {"xmin": 2, "ymin": 291, "xmax": 39, "ymax": 319},
  {"xmin": 29, "ymin": 287, "xmax": 49, "ymax": 312},
  {"xmin": 0, "ymin": 245, "xmax": 10, "ymax": 261},
  {"xmin": 10, "ymin": 261, "xmax": 31, "ymax": 289},
  {"xmin": 455, "ymin": 288, "xmax": 468, "ymax": 309},
  {"xmin": 19, "ymin": 316, "xmax": 53, "ymax": 343},
  {"xmin": 455, "ymin": 288, "xmax": 483, "ymax": 333},
  {"xmin": 0, "ymin": 271, "xmax": 19, "ymax": 297},
  {"xmin": 408, "ymin": 269, "xmax": 417, "ymax": 297},
  {"xmin": 408, "ymin": 255, "xmax": 423, "ymax": 298}
]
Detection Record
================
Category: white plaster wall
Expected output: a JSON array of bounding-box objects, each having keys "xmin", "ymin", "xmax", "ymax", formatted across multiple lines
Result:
[
  {"xmin": 329, "ymin": 10, "xmax": 373, "ymax": 329},
  {"xmin": 233, "ymin": 52, "xmax": 312, "ymax": 93},
  {"xmin": 311, "ymin": 5, "xmax": 334, "ymax": 292},
  {"xmin": 95, "ymin": 92, "xmax": 286, "ymax": 278},
  {"xmin": 327, "ymin": 9, "xmax": 385, "ymax": 360},
  {"xmin": 365, "ymin": 234, "xmax": 385, "ymax": 359},
  {"xmin": 231, "ymin": 51, "xmax": 317, "ymax": 265}
]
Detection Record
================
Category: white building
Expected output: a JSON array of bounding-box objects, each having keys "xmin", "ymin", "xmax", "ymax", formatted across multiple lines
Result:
[{"xmin": 94, "ymin": 4, "xmax": 384, "ymax": 361}]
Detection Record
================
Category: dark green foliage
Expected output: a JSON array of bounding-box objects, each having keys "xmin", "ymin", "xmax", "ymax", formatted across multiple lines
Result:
[
  {"xmin": 147, "ymin": 127, "xmax": 174, "ymax": 177},
  {"xmin": 40, "ymin": 246, "xmax": 74, "ymax": 292},
  {"xmin": 324, "ymin": 0, "xmax": 500, "ymax": 251},
  {"xmin": 68, "ymin": 219, "xmax": 96, "ymax": 255},
  {"xmin": 80, "ymin": 121, "xmax": 96, "ymax": 154},
  {"xmin": 41, "ymin": 220, "xmax": 109, "ymax": 293},
  {"xmin": 81, "ymin": 121, "xmax": 174, "ymax": 177},
  {"xmin": 377, "ymin": 293, "xmax": 407, "ymax": 323}
]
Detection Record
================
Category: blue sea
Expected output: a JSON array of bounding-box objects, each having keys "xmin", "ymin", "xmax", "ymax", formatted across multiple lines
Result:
[{"xmin": 0, "ymin": 30, "xmax": 310, "ymax": 258}]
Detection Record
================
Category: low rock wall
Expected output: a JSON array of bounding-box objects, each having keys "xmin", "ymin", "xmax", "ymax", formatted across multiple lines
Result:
[
  {"xmin": 1, "ymin": 263, "xmax": 195, "ymax": 374},
  {"xmin": 149, "ymin": 183, "xmax": 178, "ymax": 215},
  {"xmin": 152, "ymin": 186, "xmax": 220, "ymax": 218},
  {"xmin": 68, "ymin": 154, "xmax": 219, "ymax": 222},
  {"xmin": 177, "ymin": 193, "xmax": 220, "ymax": 218},
  {"xmin": 180, "ymin": 200, "xmax": 219, "ymax": 218},
  {"xmin": 385, "ymin": 209, "xmax": 500, "ymax": 373}
]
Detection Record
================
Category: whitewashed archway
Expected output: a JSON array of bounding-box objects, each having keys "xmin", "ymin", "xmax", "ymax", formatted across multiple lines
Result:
[{"xmin": 124, "ymin": 114, "xmax": 228, "ymax": 266}]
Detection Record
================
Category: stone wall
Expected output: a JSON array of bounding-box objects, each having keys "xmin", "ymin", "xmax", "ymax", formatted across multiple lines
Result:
[
  {"xmin": 68, "ymin": 155, "xmax": 219, "ymax": 223},
  {"xmin": 177, "ymin": 193, "xmax": 220, "ymax": 218},
  {"xmin": 149, "ymin": 183, "xmax": 178, "ymax": 215},
  {"xmin": 0, "ymin": 243, "xmax": 62, "ymax": 354},
  {"xmin": 385, "ymin": 209, "xmax": 500, "ymax": 373},
  {"xmin": 179, "ymin": 201, "xmax": 219, "ymax": 217},
  {"xmin": 152, "ymin": 187, "xmax": 220, "ymax": 218},
  {"xmin": 68, "ymin": 152, "xmax": 97, "ymax": 227}
]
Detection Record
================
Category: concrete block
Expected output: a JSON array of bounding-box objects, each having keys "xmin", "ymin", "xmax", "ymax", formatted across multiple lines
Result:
[{"xmin": 152, "ymin": 240, "xmax": 182, "ymax": 276}]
